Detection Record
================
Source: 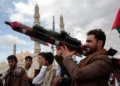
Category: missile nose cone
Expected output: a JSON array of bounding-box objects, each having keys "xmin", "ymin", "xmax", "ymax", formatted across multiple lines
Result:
[{"xmin": 5, "ymin": 21, "xmax": 10, "ymax": 25}]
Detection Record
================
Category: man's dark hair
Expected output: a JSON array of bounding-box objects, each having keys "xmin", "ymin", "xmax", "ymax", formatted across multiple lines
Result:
[
  {"xmin": 7, "ymin": 55, "xmax": 18, "ymax": 62},
  {"xmin": 25, "ymin": 56, "xmax": 33, "ymax": 60},
  {"xmin": 87, "ymin": 29, "xmax": 106, "ymax": 48},
  {"xmin": 38, "ymin": 52, "xmax": 45, "ymax": 56},
  {"xmin": 42, "ymin": 52, "xmax": 54, "ymax": 64}
]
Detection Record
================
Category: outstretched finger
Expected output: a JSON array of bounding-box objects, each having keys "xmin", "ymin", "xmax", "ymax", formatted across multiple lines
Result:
[
  {"xmin": 64, "ymin": 45, "xmax": 69, "ymax": 52},
  {"xmin": 70, "ymin": 51, "xmax": 76, "ymax": 55},
  {"xmin": 60, "ymin": 46, "xmax": 65, "ymax": 53}
]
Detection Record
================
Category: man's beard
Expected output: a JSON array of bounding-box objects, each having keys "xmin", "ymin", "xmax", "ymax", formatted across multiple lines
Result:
[
  {"xmin": 86, "ymin": 45, "xmax": 98, "ymax": 55},
  {"xmin": 10, "ymin": 64, "xmax": 16, "ymax": 71}
]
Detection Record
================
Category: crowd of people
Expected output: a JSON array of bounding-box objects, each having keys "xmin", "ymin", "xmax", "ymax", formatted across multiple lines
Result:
[{"xmin": 0, "ymin": 29, "xmax": 119, "ymax": 86}]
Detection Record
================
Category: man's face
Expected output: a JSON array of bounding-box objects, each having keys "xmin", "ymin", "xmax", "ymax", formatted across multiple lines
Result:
[
  {"xmin": 25, "ymin": 59, "xmax": 32, "ymax": 68},
  {"xmin": 38, "ymin": 55, "xmax": 44, "ymax": 66},
  {"xmin": 8, "ymin": 59, "xmax": 17, "ymax": 69},
  {"xmin": 43, "ymin": 58, "xmax": 49, "ymax": 66},
  {"xmin": 85, "ymin": 35, "xmax": 98, "ymax": 55}
]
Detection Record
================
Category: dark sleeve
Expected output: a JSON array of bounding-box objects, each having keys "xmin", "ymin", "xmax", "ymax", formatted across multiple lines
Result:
[
  {"xmin": 0, "ymin": 78, "xmax": 3, "ymax": 86},
  {"xmin": 54, "ymin": 55, "xmax": 70, "ymax": 77},
  {"xmin": 62, "ymin": 56, "xmax": 112, "ymax": 81},
  {"xmin": 59, "ymin": 77, "xmax": 71, "ymax": 86},
  {"xmin": 34, "ymin": 69, "xmax": 40, "ymax": 77},
  {"xmin": 112, "ymin": 59, "xmax": 120, "ymax": 82},
  {"xmin": 21, "ymin": 68, "xmax": 29, "ymax": 86}
]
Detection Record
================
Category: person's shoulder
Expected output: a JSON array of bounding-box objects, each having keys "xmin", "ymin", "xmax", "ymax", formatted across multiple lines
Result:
[
  {"xmin": 93, "ymin": 55, "xmax": 112, "ymax": 63},
  {"xmin": 94, "ymin": 55, "xmax": 110, "ymax": 59},
  {"xmin": 50, "ymin": 67, "xmax": 56, "ymax": 75},
  {"xmin": 16, "ymin": 66, "xmax": 25, "ymax": 71},
  {"xmin": 1, "ymin": 68, "xmax": 10, "ymax": 79},
  {"xmin": 14, "ymin": 66, "xmax": 25, "ymax": 76},
  {"xmin": 51, "ymin": 66, "xmax": 57, "ymax": 72}
]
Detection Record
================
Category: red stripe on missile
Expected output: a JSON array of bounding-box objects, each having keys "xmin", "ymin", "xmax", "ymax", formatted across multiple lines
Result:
[
  {"xmin": 61, "ymin": 41, "xmax": 65, "ymax": 46},
  {"xmin": 49, "ymin": 37, "xmax": 54, "ymax": 43},
  {"xmin": 26, "ymin": 27, "xmax": 31, "ymax": 34}
]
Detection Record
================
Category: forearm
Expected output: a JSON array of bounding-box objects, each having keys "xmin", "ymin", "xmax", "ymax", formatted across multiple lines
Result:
[
  {"xmin": 62, "ymin": 56, "xmax": 112, "ymax": 81},
  {"xmin": 33, "ymin": 66, "xmax": 47, "ymax": 84}
]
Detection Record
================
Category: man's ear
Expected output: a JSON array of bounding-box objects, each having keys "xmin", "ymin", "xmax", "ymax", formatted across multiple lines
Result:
[{"xmin": 97, "ymin": 40, "xmax": 103, "ymax": 47}]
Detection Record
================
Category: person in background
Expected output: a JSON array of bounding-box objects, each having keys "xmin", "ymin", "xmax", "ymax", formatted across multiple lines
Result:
[
  {"xmin": 32, "ymin": 52, "xmax": 46, "ymax": 86},
  {"xmin": 23, "ymin": 56, "xmax": 35, "ymax": 86},
  {"xmin": 33, "ymin": 52, "xmax": 56, "ymax": 86},
  {"xmin": 2, "ymin": 55, "xmax": 28, "ymax": 86}
]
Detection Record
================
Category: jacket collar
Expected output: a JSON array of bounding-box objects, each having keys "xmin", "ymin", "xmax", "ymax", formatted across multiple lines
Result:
[{"xmin": 47, "ymin": 64, "xmax": 53, "ymax": 71}]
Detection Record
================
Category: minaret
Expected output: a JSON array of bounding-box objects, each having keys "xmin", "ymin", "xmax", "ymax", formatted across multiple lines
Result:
[
  {"xmin": 52, "ymin": 16, "xmax": 55, "ymax": 31},
  {"xmin": 51, "ymin": 16, "xmax": 55, "ymax": 54},
  {"xmin": 13, "ymin": 44, "xmax": 16, "ymax": 55},
  {"xmin": 34, "ymin": 4, "xmax": 41, "ymax": 55},
  {"xmin": 59, "ymin": 15, "xmax": 64, "ymax": 31}
]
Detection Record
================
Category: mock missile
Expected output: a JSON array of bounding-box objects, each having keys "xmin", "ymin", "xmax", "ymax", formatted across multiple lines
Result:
[
  {"xmin": 5, "ymin": 21, "xmax": 87, "ymax": 56},
  {"xmin": 33, "ymin": 25, "xmax": 81, "ymax": 46}
]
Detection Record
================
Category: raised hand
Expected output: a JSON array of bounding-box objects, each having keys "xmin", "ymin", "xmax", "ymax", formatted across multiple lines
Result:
[
  {"xmin": 60, "ymin": 46, "xmax": 75, "ymax": 58},
  {"xmin": 56, "ymin": 46, "xmax": 62, "ymax": 56}
]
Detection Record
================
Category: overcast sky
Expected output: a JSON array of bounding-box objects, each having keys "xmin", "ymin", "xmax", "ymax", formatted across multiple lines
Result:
[{"xmin": 0, "ymin": 0, "xmax": 120, "ymax": 62}]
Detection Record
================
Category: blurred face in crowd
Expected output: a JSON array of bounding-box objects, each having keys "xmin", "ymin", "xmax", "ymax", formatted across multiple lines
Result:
[
  {"xmin": 38, "ymin": 55, "xmax": 44, "ymax": 66},
  {"xmin": 8, "ymin": 59, "xmax": 17, "ymax": 69},
  {"xmin": 85, "ymin": 35, "xmax": 98, "ymax": 55},
  {"xmin": 25, "ymin": 59, "xmax": 32, "ymax": 68},
  {"xmin": 43, "ymin": 58, "xmax": 49, "ymax": 66}
]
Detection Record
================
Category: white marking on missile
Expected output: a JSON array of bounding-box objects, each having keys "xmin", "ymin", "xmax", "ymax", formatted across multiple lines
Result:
[
  {"xmin": 22, "ymin": 29, "xmax": 27, "ymax": 34},
  {"xmin": 55, "ymin": 40, "xmax": 60, "ymax": 46}
]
